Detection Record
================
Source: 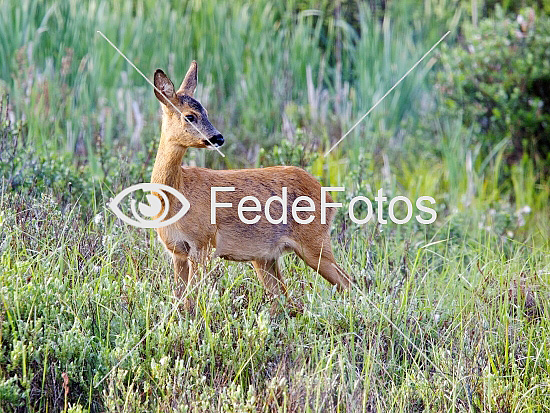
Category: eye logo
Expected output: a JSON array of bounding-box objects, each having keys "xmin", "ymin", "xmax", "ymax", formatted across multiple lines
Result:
[{"xmin": 108, "ymin": 183, "xmax": 190, "ymax": 228}]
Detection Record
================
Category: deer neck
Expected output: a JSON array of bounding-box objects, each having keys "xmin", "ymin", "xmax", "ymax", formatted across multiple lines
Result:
[{"xmin": 151, "ymin": 131, "xmax": 188, "ymax": 189}]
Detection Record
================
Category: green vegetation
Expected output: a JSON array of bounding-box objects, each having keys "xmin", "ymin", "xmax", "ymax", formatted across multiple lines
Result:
[
  {"xmin": 436, "ymin": 7, "xmax": 550, "ymax": 164},
  {"xmin": 1, "ymin": 0, "xmax": 549, "ymax": 411}
]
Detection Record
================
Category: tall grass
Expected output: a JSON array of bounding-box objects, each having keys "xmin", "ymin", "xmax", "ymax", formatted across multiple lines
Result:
[{"xmin": 0, "ymin": 0, "xmax": 461, "ymax": 172}]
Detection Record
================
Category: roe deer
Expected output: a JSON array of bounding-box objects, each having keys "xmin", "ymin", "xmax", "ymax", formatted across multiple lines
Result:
[{"xmin": 151, "ymin": 61, "xmax": 352, "ymax": 313}]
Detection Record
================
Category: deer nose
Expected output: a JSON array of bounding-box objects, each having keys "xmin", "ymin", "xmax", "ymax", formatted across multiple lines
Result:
[{"xmin": 208, "ymin": 134, "xmax": 224, "ymax": 147}]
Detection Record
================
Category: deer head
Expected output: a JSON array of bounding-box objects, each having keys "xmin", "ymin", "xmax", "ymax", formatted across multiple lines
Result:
[{"xmin": 153, "ymin": 61, "xmax": 224, "ymax": 149}]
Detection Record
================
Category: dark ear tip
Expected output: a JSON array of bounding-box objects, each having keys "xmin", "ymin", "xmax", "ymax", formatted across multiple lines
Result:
[{"xmin": 154, "ymin": 69, "xmax": 165, "ymax": 77}]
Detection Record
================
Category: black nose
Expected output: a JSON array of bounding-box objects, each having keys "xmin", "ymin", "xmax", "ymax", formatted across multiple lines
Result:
[{"xmin": 208, "ymin": 134, "xmax": 224, "ymax": 147}]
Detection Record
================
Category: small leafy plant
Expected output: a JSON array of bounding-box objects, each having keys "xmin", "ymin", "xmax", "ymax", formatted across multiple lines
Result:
[{"xmin": 436, "ymin": 8, "xmax": 550, "ymax": 165}]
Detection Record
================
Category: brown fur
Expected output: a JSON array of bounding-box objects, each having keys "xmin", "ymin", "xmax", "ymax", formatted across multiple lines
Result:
[{"xmin": 151, "ymin": 61, "xmax": 352, "ymax": 312}]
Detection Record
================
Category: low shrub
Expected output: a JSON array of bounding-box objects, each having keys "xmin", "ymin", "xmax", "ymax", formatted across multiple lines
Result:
[{"xmin": 436, "ymin": 8, "xmax": 550, "ymax": 165}]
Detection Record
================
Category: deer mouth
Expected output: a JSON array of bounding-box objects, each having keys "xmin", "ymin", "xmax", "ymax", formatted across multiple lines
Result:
[{"xmin": 204, "ymin": 134, "xmax": 224, "ymax": 148}]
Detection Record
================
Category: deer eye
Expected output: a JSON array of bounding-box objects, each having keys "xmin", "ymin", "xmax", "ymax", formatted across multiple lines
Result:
[{"xmin": 185, "ymin": 114, "xmax": 196, "ymax": 123}]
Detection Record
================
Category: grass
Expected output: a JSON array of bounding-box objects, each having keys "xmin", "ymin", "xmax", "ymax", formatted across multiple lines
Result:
[
  {"xmin": 1, "ymin": 186, "xmax": 549, "ymax": 411},
  {"xmin": 0, "ymin": 0, "xmax": 458, "ymax": 171},
  {"xmin": 1, "ymin": 0, "xmax": 550, "ymax": 411}
]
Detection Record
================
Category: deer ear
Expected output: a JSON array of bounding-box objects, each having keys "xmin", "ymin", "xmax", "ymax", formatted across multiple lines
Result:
[
  {"xmin": 177, "ymin": 61, "xmax": 198, "ymax": 97},
  {"xmin": 154, "ymin": 69, "xmax": 176, "ymax": 105}
]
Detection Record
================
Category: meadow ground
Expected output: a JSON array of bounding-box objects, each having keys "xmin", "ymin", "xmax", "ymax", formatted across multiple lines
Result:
[{"xmin": 2, "ymin": 182, "xmax": 550, "ymax": 411}]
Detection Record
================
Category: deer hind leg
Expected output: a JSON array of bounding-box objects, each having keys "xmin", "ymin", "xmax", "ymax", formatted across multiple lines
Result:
[
  {"xmin": 294, "ymin": 239, "xmax": 353, "ymax": 291},
  {"xmin": 252, "ymin": 259, "xmax": 301, "ymax": 315}
]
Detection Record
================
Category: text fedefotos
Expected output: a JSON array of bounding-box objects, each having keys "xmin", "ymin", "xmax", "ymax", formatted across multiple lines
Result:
[{"xmin": 210, "ymin": 187, "xmax": 436, "ymax": 225}]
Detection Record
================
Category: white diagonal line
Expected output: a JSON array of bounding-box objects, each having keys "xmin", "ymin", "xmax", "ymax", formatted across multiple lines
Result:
[
  {"xmin": 324, "ymin": 31, "xmax": 451, "ymax": 157},
  {"xmin": 96, "ymin": 31, "xmax": 225, "ymax": 157}
]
